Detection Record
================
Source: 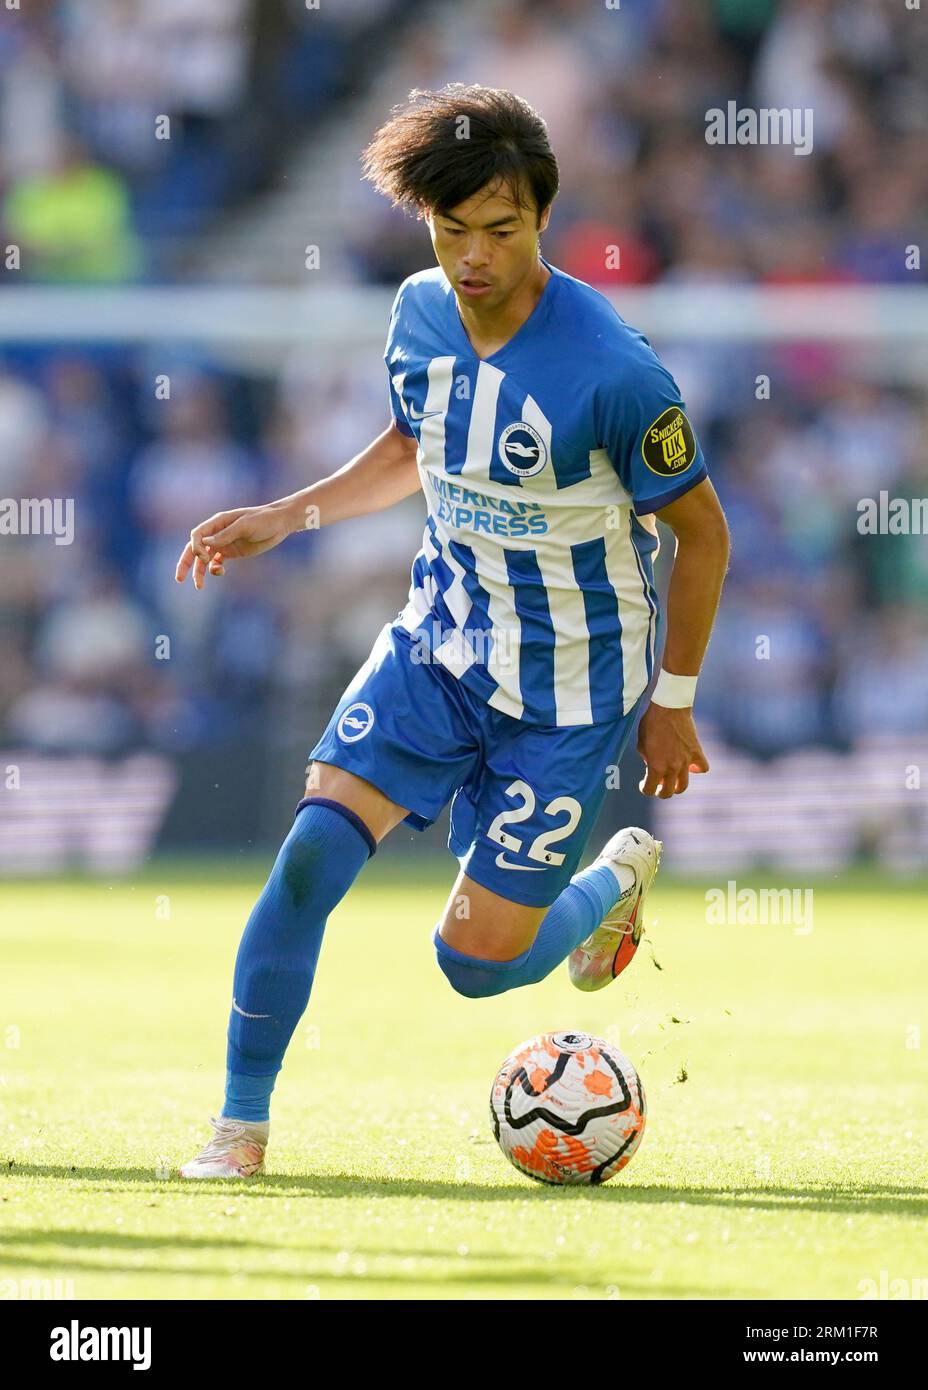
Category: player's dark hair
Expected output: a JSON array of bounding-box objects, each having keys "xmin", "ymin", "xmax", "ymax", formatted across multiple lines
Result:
[{"xmin": 361, "ymin": 84, "xmax": 559, "ymax": 224}]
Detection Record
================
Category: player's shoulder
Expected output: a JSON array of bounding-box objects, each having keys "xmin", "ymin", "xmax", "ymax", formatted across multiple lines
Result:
[
  {"xmin": 385, "ymin": 267, "xmax": 453, "ymax": 355},
  {"xmin": 390, "ymin": 265, "xmax": 451, "ymax": 316},
  {"xmin": 547, "ymin": 262, "xmax": 669, "ymax": 386}
]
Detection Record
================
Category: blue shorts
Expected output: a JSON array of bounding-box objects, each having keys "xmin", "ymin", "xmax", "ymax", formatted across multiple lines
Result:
[{"xmin": 309, "ymin": 623, "xmax": 644, "ymax": 908}]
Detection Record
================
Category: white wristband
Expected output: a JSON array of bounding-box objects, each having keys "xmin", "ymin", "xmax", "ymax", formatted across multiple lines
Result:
[{"xmin": 652, "ymin": 669, "xmax": 698, "ymax": 709}]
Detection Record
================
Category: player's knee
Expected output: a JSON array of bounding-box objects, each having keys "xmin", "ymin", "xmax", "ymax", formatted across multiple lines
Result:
[
  {"xmin": 278, "ymin": 806, "xmax": 328, "ymax": 884},
  {"xmin": 433, "ymin": 930, "xmax": 526, "ymax": 999},
  {"xmin": 275, "ymin": 799, "xmax": 367, "ymax": 910},
  {"xmin": 435, "ymin": 955, "xmax": 507, "ymax": 998}
]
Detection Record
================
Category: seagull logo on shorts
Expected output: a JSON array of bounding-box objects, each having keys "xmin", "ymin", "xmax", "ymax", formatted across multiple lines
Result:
[
  {"xmin": 498, "ymin": 422, "xmax": 548, "ymax": 478},
  {"xmin": 337, "ymin": 702, "xmax": 375, "ymax": 743}
]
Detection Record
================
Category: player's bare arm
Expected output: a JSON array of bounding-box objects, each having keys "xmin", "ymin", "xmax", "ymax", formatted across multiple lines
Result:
[
  {"xmin": 637, "ymin": 476, "xmax": 730, "ymax": 800},
  {"xmin": 174, "ymin": 419, "xmax": 420, "ymax": 589}
]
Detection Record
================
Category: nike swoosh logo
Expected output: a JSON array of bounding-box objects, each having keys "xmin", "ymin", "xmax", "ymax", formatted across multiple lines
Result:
[
  {"xmin": 495, "ymin": 852, "xmax": 546, "ymax": 872},
  {"xmin": 232, "ymin": 998, "xmax": 270, "ymax": 1019},
  {"xmin": 407, "ymin": 405, "xmax": 442, "ymax": 420}
]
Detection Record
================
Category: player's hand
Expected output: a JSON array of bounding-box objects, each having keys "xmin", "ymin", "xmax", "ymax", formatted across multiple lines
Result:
[
  {"xmin": 637, "ymin": 703, "xmax": 709, "ymax": 798},
  {"xmin": 175, "ymin": 505, "xmax": 292, "ymax": 590}
]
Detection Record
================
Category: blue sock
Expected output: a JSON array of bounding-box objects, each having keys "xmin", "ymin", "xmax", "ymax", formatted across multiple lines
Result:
[
  {"xmin": 433, "ymin": 863, "xmax": 627, "ymax": 999},
  {"xmin": 222, "ymin": 797, "xmax": 375, "ymax": 1122}
]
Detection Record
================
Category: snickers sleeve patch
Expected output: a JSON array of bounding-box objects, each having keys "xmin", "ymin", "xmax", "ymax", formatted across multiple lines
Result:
[
  {"xmin": 599, "ymin": 347, "xmax": 707, "ymax": 514},
  {"xmin": 640, "ymin": 406, "xmax": 698, "ymax": 477}
]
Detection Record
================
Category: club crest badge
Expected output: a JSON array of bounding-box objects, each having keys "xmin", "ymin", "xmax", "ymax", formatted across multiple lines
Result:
[
  {"xmin": 337, "ymin": 702, "xmax": 375, "ymax": 743},
  {"xmin": 498, "ymin": 421, "xmax": 548, "ymax": 478}
]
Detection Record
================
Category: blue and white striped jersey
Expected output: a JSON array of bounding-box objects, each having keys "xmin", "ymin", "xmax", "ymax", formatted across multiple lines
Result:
[{"xmin": 385, "ymin": 257, "xmax": 707, "ymax": 727}]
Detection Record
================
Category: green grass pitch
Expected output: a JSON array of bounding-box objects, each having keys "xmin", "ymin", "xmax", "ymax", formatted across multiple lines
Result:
[{"xmin": 1, "ymin": 861, "xmax": 926, "ymax": 1301}]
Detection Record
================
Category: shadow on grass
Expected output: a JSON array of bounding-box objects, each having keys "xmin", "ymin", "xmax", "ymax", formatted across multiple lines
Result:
[
  {"xmin": 0, "ymin": 1232, "xmax": 736, "ymax": 1297},
  {"xmin": 5, "ymin": 1164, "xmax": 928, "ymax": 1219}
]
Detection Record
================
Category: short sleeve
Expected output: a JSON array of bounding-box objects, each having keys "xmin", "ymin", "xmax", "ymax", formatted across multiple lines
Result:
[
  {"xmin": 384, "ymin": 281, "xmax": 415, "ymax": 436},
  {"xmin": 387, "ymin": 370, "xmax": 414, "ymax": 435},
  {"xmin": 597, "ymin": 347, "xmax": 707, "ymax": 514}
]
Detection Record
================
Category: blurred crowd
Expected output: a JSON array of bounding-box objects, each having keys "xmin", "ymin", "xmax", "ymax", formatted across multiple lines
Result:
[
  {"xmin": 1, "ymin": 0, "xmax": 926, "ymax": 836},
  {"xmin": 1, "ymin": 0, "xmax": 925, "ymax": 286},
  {"xmin": 351, "ymin": 0, "xmax": 927, "ymax": 288},
  {"xmin": 1, "ymin": 342, "xmax": 926, "ymax": 768},
  {"xmin": 0, "ymin": 345, "xmax": 425, "ymax": 762},
  {"xmin": 0, "ymin": 0, "xmax": 409, "ymax": 279}
]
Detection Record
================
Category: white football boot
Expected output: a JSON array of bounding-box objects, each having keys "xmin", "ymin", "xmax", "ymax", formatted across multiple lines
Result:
[
  {"xmin": 568, "ymin": 827, "xmax": 662, "ymax": 992},
  {"xmin": 179, "ymin": 1116, "xmax": 268, "ymax": 1179}
]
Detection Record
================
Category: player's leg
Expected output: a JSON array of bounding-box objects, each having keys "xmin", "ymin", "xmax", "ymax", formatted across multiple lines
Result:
[
  {"xmin": 181, "ymin": 622, "xmax": 481, "ymax": 1177},
  {"xmin": 435, "ymin": 828, "xmax": 661, "ymax": 996},
  {"xmin": 181, "ymin": 765, "xmax": 408, "ymax": 1179},
  {"xmin": 432, "ymin": 701, "xmax": 660, "ymax": 997},
  {"xmin": 430, "ymin": 828, "xmax": 650, "ymax": 995},
  {"xmin": 223, "ymin": 764, "xmax": 407, "ymax": 1112}
]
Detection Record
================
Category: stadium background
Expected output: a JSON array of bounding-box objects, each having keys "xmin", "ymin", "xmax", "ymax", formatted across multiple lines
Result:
[{"xmin": 1, "ymin": 0, "xmax": 926, "ymax": 877}]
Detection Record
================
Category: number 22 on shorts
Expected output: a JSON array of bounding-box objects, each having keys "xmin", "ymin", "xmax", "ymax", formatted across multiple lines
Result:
[{"xmin": 487, "ymin": 779, "xmax": 581, "ymax": 868}]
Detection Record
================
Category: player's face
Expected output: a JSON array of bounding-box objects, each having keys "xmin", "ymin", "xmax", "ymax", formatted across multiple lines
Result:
[{"xmin": 427, "ymin": 181, "xmax": 551, "ymax": 311}]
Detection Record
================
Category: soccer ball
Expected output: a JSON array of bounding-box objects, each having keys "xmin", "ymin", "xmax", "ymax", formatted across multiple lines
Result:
[{"xmin": 489, "ymin": 1031, "xmax": 646, "ymax": 1185}]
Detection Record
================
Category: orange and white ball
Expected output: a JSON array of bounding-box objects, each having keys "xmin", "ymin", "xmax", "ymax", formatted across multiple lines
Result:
[{"xmin": 490, "ymin": 1031, "xmax": 646, "ymax": 1185}]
